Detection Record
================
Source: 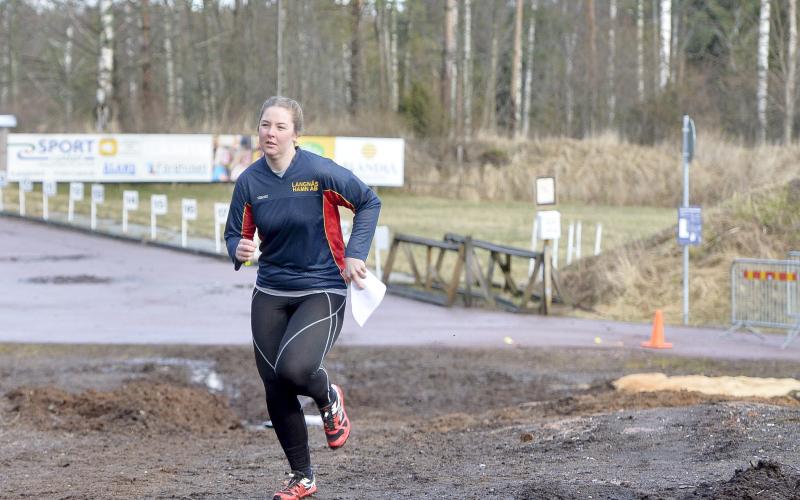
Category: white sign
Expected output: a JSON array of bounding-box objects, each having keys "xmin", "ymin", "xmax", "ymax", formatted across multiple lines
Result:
[
  {"xmin": 151, "ymin": 194, "xmax": 168, "ymax": 215},
  {"xmin": 375, "ymin": 225, "xmax": 390, "ymax": 251},
  {"xmin": 69, "ymin": 182, "xmax": 84, "ymax": 201},
  {"xmin": 0, "ymin": 115, "xmax": 17, "ymax": 127},
  {"xmin": 7, "ymin": 134, "xmax": 214, "ymax": 182},
  {"xmin": 0, "ymin": 171, "xmax": 7, "ymax": 187},
  {"xmin": 20, "ymin": 178, "xmax": 33, "ymax": 192},
  {"xmin": 182, "ymin": 198, "xmax": 197, "ymax": 220},
  {"xmin": 536, "ymin": 210, "xmax": 561, "ymax": 240},
  {"xmin": 214, "ymin": 202, "xmax": 229, "ymax": 224},
  {"xmin": 535, "ymin": 177, "xmax": 556, "ymax": 206},
  {"xmin": 123, "ymin": 190, "xmax": 139, "ymax": 210},
  {"xmin": 43, "ymin": 179, "xmax": 57, "ymax": 197},
  {"xmin": 333, "ymin": 137, "xmax": 404, "ymax": 187},
  {"xmin": 91, "ymin": 184, "xmax": 104, "ymax": 203}
]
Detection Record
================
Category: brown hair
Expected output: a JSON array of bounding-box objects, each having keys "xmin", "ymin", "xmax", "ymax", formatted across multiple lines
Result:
[{"xmin": 257, "ymin": 96, "xmax": 304, "ymax": 134}]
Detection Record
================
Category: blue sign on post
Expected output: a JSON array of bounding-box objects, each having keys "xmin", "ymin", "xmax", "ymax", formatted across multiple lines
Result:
[{"xmin": 677, "ymin": 207, "xmax": 702, "ymax": 246}]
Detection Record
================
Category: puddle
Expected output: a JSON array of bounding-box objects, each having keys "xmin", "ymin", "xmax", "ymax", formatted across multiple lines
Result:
[
  {"xmin": 24, "ymin": 274, "xmax": 113, "ymax": 284},
  {"xmin": 120, "ymin": 357, "xmax": 225, "ymax": 393}
]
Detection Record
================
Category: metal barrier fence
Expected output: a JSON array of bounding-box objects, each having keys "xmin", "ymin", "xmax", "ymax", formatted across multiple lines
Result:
[{"xmin": 726, "ymin": 258, "xmax": 800, "ymax": 349}]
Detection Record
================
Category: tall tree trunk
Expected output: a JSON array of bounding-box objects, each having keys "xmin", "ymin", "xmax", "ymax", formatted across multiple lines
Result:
[
  {"xmin": 482, "ymin": 0, "xmax": 499, "ymax": 133},
  {"xmin": 462, "ymin": 0, "xmax": 472, "ymax": 138},
  {"xmin": 163, "ymin": 0, "xmax": 176, "ymax": 125},
  {"xmin": 277, "ymin": 0, "xmax": 285, "ymax": 95},
  {"xmin": 442, "ymin": 0, "xmax": 457, "ymax": 136},
  {"xmin": 521, "ymin": 0, "xmax": 536, "ymax": 138},
  {"xmin": 585, "ymin": 0, "xmax": 596, "ymax": 135},
  {"xmin": 1, "ymin": 0, "xmax": 18, "ymax": 109},
  {"xmin": 636, "ymin": 0, "xmax": 644, "ymax": 103},
  {"xmin": 299, "ymin": 0, "xmax": 310, "ymax": 103},
  {"xmin": 607, "ymin": 0, "xmax": 616, "ymax": 126},
  {"xmin": 402, "ymin": 14, "xmax": 411, "ymax": 102},
  {"xmin": 348, "ymin": 0, "xmax": 362, "ymax": 116},
  {"xmin": 658, "ymin": 0, "xmax": 671, "ymax": 90},
  {"xmin": 375, "ymin": 0, "xmax": 389, "ymax": 108},
  {"xmin": 563, "ymin": 2, "xmax": 577, "ymax": 136},
  {"xmin": 651, "ymin": 0, "xmax": 658, "ymax": 93},
  {"xmin": 389, "ymin": 0, "xmax": 399, "ymax": 112},
  {"xmin": 64, "ymin": 25, "xmax": 74, "ymax": 124},
  {"xmin": 173, "ymin": 3, "xmax": 186, "ymax": 124},
  {"xmin": 124, "ymin": 1, "xmax": 139, "ymax": 129},
  {"xmin": 671, "ymin": 0, "xmax": 679, "ymax": 84},
  {"xmin": 140, "ymin": 0, "xmax": 155, "ymax": 131},
  {"xmin": 785, "ymin": 0, "xmax": 797, "ymax": 144},
  {"xmin": 757, "ymin": 0, "xmax": 771, "ymax": 144},
  {"xmin": 510, "ymin": 0, "xmax": 523, "ymax": 136},
  {"xmin": 96, "ymin": 0, "xmax": 114, "ymax": 131}
]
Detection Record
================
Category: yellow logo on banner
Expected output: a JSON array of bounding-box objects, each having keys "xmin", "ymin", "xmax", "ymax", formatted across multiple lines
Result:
[
  {"xmin": 99, "ymin": 138, "xmax": 118, "ymax": 156},
  {"xmin": 361, "ymin": 143, "xmax": 377, "ymax": 159},
  {"xmin": 298, "ymin": 136, "xmax": 335, "ymax": 159}
]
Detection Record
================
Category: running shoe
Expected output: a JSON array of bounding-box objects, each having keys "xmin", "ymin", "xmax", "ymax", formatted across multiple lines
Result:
[
  {"xmin": 320, "ymin": 384, "xmax": 350, "ymax": 449},
  {"xmin": 272, "ymin": 470, "xmax": 316, "ymax": 500}
]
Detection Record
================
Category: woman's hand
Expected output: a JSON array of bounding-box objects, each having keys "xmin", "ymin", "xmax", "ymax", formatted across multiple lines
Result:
[
  {"xmin": 236, "ymin": 239, "xmax": 257, "ymax": 263},
  {"xmin": 344, "ymin": 257, "xmax": 368, "ymax": 289}
]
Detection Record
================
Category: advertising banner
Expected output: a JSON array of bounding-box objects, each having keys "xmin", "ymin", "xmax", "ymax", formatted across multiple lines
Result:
[
  {"xmin": 299, "ymin": 136, "xmax": 404, "ymax": 187},
  {"xmin": 7, "ymin": 134, "xmax": 214, "ymax": 182}
]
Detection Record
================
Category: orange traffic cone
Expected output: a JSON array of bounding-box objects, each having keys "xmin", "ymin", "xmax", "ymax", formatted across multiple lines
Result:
[{"xmin": 641, "ymin": 309, "xmax": 672, "ymax": 349}]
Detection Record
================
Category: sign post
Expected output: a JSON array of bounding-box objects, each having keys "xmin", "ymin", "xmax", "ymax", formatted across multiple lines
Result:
[
  {"xmin": 150, "ymin": 194, "xmax": 168, "ymax": 239},
  {"xmin": 536, "ymin": 210, "xmax": 561, "ymax": 314},
  {"xmin": 122, "ymin": 190, "xmax": 139, "ymax": 233},
  {"xmin": 90, "ymin": 184, "xmax": 104, "ymax": 230},
  {"xmin": 680, "ymin": 115, "xmax": 697, "ymax": 325},
  {"xmin": 214, "ymin": 202, "xmax": 229, "ymax": 253},
  {"xmin": 373, "ymin": 225, "xmax": 391, "ymax": 278},
  {"xmin": 181, "ymin": 198, "xmax": 197, "ymax": 248},
  {"xmin": 18, "ymin": 179, "xmax": 32, "ymax": 216},
  {"xmin": 42, "ymin": 179, "xmax": 57, "ymax": 220},
  {"xmin": 0, "ymin": 171, "xmax": 7, "ymax": 211},
  {"xmin": 68, "ymin": 182, "xmax": 84, "ymax": 222}
]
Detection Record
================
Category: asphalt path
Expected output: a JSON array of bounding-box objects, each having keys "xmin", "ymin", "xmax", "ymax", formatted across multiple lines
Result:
[{"xmin": 1, "ymin": 215, "xmax": 797, "ymax": 361}]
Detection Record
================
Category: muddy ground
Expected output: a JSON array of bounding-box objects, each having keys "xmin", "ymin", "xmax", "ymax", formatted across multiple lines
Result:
[{"xmin": 1, "ymin": 344, "xmax": 799, "ymax": 500}]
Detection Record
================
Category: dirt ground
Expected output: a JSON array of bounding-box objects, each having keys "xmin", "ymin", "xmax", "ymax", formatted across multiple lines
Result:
[{"xmin": 1, "ymin": 344, "xmax": 799, "ymax": 499}]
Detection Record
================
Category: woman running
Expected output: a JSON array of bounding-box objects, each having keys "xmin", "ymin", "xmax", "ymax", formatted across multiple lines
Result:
[{"xmin": 224, "ymin": 96, "xmax": 381, "ymax": 500}]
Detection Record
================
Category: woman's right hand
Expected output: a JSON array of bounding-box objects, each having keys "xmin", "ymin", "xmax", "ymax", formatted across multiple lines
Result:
[{"xmin": 235, "ymin": 239, "xmax": 257, "ymax": 263}]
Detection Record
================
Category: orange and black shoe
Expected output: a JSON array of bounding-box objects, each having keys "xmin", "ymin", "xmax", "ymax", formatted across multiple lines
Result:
[
  {"xmin": 320, "ymin": 384, "xmax": 350, "ymax": 449},
  {"xmin": 272, "ymin": 470, "xmax": 317, "ymax": 500}
]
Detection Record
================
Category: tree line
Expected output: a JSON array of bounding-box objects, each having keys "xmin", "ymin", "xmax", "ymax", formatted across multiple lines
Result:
[{"xmin": 0, "ymin": 0, "xmax": 797, "ymax": 146}]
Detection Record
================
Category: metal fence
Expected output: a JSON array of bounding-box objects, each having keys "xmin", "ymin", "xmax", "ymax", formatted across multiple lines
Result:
[{"xmin": 727, "ymin": 257, "xmax": 800, "ymax": 349}]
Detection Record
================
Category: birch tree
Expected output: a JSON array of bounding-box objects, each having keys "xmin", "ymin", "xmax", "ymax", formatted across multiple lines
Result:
[
  {"xmin": 757, "ymin": 0, "xmax": 771, "ymax": 144},
  {"xmin": 481, "ymin": 0, "xmax": 499, "ymax": 133},
  {"xmin": 585, "ymin": 0, "xmax": 596, "ymax": 134},
  {"xmin": 521, "ymin": 0, "xmax": 537, "ymax": 138},
  {"xmin": 64, "ymin": 25, "xmax": 74, "ymax": 123},
  {"xmin": 124, "ymin": 1, "xmax": 137, "ymax": 126},
  {"xmin": 348, "ymin": 0, "xmax": 362, "ymax": 116},
  {"xmin": 389, "ymin": 0, "xmax": 398, "ymax": 112},
  {"xmin": 442, "ymin": 0, "xmax": 457, "ymax": 135},
  {"xmin": 636, "ymin": 0, "xmax": 644, "ymax": 102},
  {"xmin": 607, "ymin": 0, "xmax": 616, "ymax": 126},
  {"xmin": 163, "ymin": 0, "xmax": 176, "ymax": 124},
  {"xmin": 277, "ymin": 0, "xmax": 284, "ymax": 95},
  {"xmin": 96, "ymin": 0, "xmax": 114, "ymax": 131},
  {"xmin": 785, "ymin": 0, "xmax": 797, "ymax": 144},
  {"xmin": 140, "ymin": 0, "xmax": 155, "ymax": 130},
  {"xmin": 564, "ymin": 3, "xmax": 577, "ymax": 136},
  {"xmin": 462, "ymin": 0, "xmax": 472, "ymax": 137},
  {"xmin": 658, "ymin": 0, "xmax": 671, "ymax": 90},
  {"xmin": 510, "ymin": 0, "xmax": 524, "ymax": 136}
]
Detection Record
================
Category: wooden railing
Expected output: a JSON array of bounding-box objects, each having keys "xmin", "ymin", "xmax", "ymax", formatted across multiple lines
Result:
[{"xmin": 381, "ymin": 232, "xmax": 564, "ymax": 313}]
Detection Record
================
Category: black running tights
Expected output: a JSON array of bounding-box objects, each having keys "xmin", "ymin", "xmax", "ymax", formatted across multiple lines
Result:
[{"xmin": 250, "ymin": 290, "xmax": 346, "ymax": 476}]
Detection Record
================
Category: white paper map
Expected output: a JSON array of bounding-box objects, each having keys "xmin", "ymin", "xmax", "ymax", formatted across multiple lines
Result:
[{"xmin": 349, "ymin": 269, "xmax": 386, "ymax": 327}]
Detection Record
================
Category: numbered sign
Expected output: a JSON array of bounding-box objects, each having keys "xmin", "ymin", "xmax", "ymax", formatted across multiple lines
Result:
[
  {"xmin": 20, "ymin": 179, "xmax": 33, "ymax": 192},
  {"xmin": 214, "ymin": 202, "xmax": 229, "ymax": 225},
  {"xmin": 43, "ymin": 180, "xmax": 57, "ymax": 197},
  {"xmin": 123, "ymin": 190, "xmax": 139, "ymax": 210},
  {"xmin": 69, "ymin": 182, "xmax": 84, "ymax": 201},
  {"xmin": 0, "ymin": 171, "xmax": 7, "ymax": 188},
  {"xmin": 375, "ymin": 225, "xmax": 391, "ymax": 251},
  {"xmin": 182, "ymin": 198, "xmax": 198, "ymax": 221},
  {"xmin": 151, "ymin": 194, "xmax": 168, "ymax": 215},
  {"xmin": 91, "ymin": 184, "xmax": 105, "ymax": 204}
]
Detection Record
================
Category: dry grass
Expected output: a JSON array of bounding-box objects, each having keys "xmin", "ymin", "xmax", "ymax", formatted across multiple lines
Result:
[{"xmin": 560, "ymin": 179, "xmax": 800, "ymax": 326}]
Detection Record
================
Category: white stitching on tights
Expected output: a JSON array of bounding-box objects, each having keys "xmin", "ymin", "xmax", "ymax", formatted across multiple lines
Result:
[
  {"xmin": 274, "ymin": 299, "xmax": 345, "ymax": 367},
  {"xmin": 252, "ymin": 337, "xmax": 275, "ymax": 370}
]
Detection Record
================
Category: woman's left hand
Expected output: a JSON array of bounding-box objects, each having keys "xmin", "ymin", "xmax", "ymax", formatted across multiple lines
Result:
[{"xmin": 344, "ymin": 257, "xmax": 368, "ymax": 289}]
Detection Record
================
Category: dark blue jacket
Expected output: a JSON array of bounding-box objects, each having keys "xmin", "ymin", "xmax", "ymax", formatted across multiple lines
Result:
[{"xmin": 225, "ymin": 148, "xmax": 381, "ymax": 291}]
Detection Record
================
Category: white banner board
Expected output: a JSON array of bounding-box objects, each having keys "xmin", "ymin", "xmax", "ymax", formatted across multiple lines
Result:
[
  {"xmin": 214, "ymin": 203, "xmax": 229, "ymax": 225},
  {"xmin": 7, "ymin": 134, "xmax": 214, "ymax": 182},
  {"xmin": 43, "ymin": 179, "xmax": 57, "ymax": 197},
  {"xmin": 333, "ymin": 138, "xmax": 404, "ymax": 187},
  {"xmin": 69, "ymin": 182, "xmax": 84, "ymax": 201},
  {"xmin": 182, "ymin": 198, "xmax": 198, "ymax": 220},
  {"xmin": 91, "ymin": 184, "xmax": 105, "ymax": 203}
]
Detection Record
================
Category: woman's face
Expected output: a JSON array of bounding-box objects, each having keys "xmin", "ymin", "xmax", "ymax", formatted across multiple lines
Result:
[{"xmin": 258, "ymin": 106, "xmax": 298, "ymax": 160}]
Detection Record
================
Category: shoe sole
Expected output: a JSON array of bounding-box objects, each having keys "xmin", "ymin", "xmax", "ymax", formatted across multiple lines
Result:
[{"xmin": 327, "ymin": 385, "xmax": 350, "ymax": 449}]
